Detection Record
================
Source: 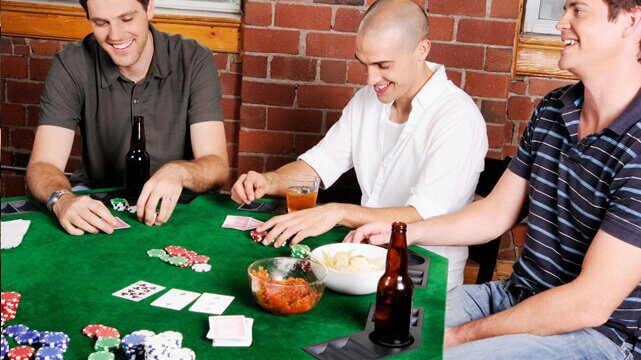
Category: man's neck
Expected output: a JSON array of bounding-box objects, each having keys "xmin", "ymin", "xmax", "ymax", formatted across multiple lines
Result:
[
  {"xmin": 120, "ymin": 29, "xmax": 155, "ymax": 84},
  {"xmin": 391, "ymin": 63, "xmax": 434, "ymax": 123},
  {"xmin": 578, "ymin": 63, "xmax": 641, "ymax": 140}
]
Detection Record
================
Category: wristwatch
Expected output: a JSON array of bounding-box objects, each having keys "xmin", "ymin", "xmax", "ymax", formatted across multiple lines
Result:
[{"xmin": 46, "ymin": 189, "xmax": 72, "ymax": 212}]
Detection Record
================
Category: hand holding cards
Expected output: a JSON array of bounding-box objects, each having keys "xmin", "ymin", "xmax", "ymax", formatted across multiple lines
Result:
[{"xmin": 207, "ymin": 315, "xmax": 253, "ymax": 347}]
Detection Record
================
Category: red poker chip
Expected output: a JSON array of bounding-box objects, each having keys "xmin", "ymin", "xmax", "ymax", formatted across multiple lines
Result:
[
  {"xmin": 1, "ymin": 292, "xmax": 22, "ymax": 303},
  {"xmin": 94, "ymin": 326, "xmax": 120, "ymax": 339},
  {"xmin": 250, "ymin": 231, "xmax": 266, "ymax": 243},
  {"xmin": 165, "ymin": 246, "xmax": 187, "ymax": 256},
  {"xmin": 191, "ymin": 255, "xmax": 210, "ymax": 264},
  {"xmin": 83, "ymin": 324, "xmax": 106, "ymax": 337},
  {"xmin": 183, "ymin": 250, "xmax": 198, "ymax": 259},
  {"xmin": 8, "ymin": 345, "xmax": 35, "ymax": 360}
]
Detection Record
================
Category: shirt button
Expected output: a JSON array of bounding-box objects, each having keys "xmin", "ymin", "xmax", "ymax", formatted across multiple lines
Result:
[{"xmin": 133, "ymin": 99, "xmax": 139, "ymax": 104}]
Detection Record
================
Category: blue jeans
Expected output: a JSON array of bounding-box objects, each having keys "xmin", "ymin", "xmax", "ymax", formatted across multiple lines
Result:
[{"xmin": 443, "ymin": 281, "xmax": 635, "ymax": 360}]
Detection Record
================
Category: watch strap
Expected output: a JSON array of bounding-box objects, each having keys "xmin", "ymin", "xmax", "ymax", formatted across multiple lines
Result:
[{"xmin": 46, "ymin": 189, "xmax": 72, "ymax": 212}]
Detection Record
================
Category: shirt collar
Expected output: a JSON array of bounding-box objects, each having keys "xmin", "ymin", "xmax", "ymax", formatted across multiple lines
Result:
[
  {"xmin": 99, "ymin": 24, "xmax": 171, "ymax": 88},
  {"xmin": 411, "ymin": 61, "xmax": 448, "ymax": 110},
  {"xmin": 560, "ymin": 81, "xmax": 641, "ymax": 136}
]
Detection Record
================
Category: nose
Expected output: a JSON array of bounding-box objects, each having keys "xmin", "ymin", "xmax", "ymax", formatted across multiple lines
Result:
[
  {"xmin": 555, "ymin": 10, "xmax": 570, "ymax": 32},
  {"xmin": 108, "ymin": 23, "xmax": 122, "ymax": 41},
  {"xmin": 367, "ymin": 66, "xmax": 380, "ymax": 86}
]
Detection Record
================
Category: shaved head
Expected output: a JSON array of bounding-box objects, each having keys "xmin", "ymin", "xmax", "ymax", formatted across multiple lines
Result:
[{"xmin": 358, "ymin": 0, "xmax": 429, "ymax": 51}]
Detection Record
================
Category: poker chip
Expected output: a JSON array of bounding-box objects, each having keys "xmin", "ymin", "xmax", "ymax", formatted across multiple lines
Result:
[
  {"xmin": 110, "ymin": 198, "xmax": 129, "ymax": 211},
  {"xmin": 1, "ymin": 292, "xmax": 21, "ymax": 322},
  {"xmin": 168, "ymin": 256, "xmax": 189, "ymax": 266},
  {"xmin": 1, "ymin": 335, "xmax": 8, "ymax": 358},
  {"xmin": 34, "ymin": 346, "xmax": 64, "ymax": 360},
  {"xmin": 290, "ymin": 244, "xmax": 311, "ymax": 259},
  {"xmin": 40, "ymin": 331, "xmax": 70, "ymax": 350},
  {"xmin": 126, "ymin": 205, "xmax": 137, "ymax": 213},
  {"xmin": 190, "ymin": 255, "xmax": 210, "ymax": 264},
  {"xmin": 88, "ymin": 350, "xmax": 115, "ymax": 360},
  {"xmin": 175, "ymin": 348, "xmax": 196, "ymax": 360},
  {"xmin": 94, "ymin": 336, "xmax": 121, "ymax": 351},
  {"xmin": 164, "ymin": 246, "xmax": 187, "ymax": 257},
  {"xmin": 191, "ymin": 263, "xmax": 211, "ymax": 272},
  {"xmin": 4, "ymin": 324, "xmax": 29, "ymax": 338},
  {"xmin": 122, "ymin": 331, "xmax": 153, "ymax": 359},
  {"xmin": 250, "ymin": 230, "xmax": 266, "ymax": 243},
  {"xmin": 7, "ymin": 345, "xmax": 35, "ymax": 360},
  {"xmin": 146, "ymin": 249, "xmax": 167, "ymax": 258},
  {"xmin": 159, "ymin": 253, "xmax": 172, "ymax": 262},
  {"xmin": 183, "ymin": 250, "xmax": 198, "ymax": 259},
  {"xmin": 83, "ymin": 324, "xmax": 105, "ymax": 337},
  {"xmin": 14, "ymin": 329, "xmax": 40, "ymax": 345},
  {"xmin": 94, "ymin": 326, "xmax": 120, "ymax": 339}
]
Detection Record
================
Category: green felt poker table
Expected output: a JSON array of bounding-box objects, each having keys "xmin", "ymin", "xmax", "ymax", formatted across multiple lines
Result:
[{"xmin": 1, "ymin": 191, "xmax": 447, "ymax": 359}]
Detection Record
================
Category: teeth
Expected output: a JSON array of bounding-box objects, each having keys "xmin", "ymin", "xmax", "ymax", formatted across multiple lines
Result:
[
  {"xmin": 563, "ymin": 39, "xmax": 577, "ymax": 46},
  {"xmin": 374, "ymin": 83, "xmax": 389, "ymax": 91},
  {"xmin": 112, "ymin": 40, "xmax": 133, "ymax": 50}
]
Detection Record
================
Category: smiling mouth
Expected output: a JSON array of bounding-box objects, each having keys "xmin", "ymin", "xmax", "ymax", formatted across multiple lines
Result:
[
  {"xmin": 374, "ymin": 83, "xmax": 390, "ymax": 94},
  {"xmin": 112, "ymin": 40, "xmax": 133, "ymax": 51},
  {"xmin": 563, "ymin": 39, "xmax": 578, "ymax": 48}
]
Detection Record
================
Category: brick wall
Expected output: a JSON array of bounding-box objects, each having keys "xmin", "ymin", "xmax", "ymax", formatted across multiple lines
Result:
[{"xmin": 1, "ymin": 0, "xmax": 577, "ymax": 269}]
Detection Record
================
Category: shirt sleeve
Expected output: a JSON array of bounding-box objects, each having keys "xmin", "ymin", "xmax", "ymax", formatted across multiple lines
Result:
[
  {"xmin": 406, "ymin": 106, "xmax": 488, "ymax": 219},
  {"xmin": 298, "ymin": 101, "xmax": 355, "ymax": 190},
  {"xmin": 601, "ymin": 155, "xmax": 641, "ymax": 248},
  {"xmin": 508, "ymin": 98, "xmax": 541, "ymax": 180},
  {"xmin": 187, "ymin": 49, "xmax": 224, "ymax": 124},
  {"xmin": 38, "ymin": 53, "xmax": 83, "ymax": 130}
]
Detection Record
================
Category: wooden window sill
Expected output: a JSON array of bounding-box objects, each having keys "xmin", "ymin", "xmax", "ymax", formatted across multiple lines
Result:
[
  {"xmin": 0, "ymin": 0, "xmax": 241, "ymax": 53},
  {"xmin": 513, "ymin": 34, "xmax": 576, "ymax": 79}
]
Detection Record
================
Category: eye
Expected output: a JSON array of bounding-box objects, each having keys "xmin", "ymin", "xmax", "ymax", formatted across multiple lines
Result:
[
  {"xmin": 122, "ymin": 17, "xmax": 133, "ymax": 22},
  {"xmin": 379, "ymin": 63, "xmax": 390, "ymax": 70},
  {"xmin": 92, "ymin": 20, "xmax": 107, "ymax": 27}
]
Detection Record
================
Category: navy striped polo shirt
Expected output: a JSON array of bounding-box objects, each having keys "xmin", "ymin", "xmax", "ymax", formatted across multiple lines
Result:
[{"xmin": 509, "ymin": 82, "xmax": 641, "ymax": 356}]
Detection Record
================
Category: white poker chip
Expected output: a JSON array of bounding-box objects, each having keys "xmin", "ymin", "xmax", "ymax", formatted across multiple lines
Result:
[{"xmin": 191, "ymin": 263, "xmax": 212, "ymax": 272}]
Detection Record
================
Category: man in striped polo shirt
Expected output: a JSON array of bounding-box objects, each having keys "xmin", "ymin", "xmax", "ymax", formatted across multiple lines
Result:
[{"xmin": 345, "ymin": 0, "xmax": 641, "ymax": 358}]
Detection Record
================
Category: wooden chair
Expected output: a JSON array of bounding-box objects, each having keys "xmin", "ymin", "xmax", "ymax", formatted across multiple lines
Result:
[{"xmin": 467, "ymin": 157, "xmax": 512, "ymax": 284}]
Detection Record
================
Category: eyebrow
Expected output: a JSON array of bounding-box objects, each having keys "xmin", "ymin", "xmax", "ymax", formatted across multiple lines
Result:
[
  {"xmin": 90, "ymin": 10, "xmax": 137, "ymax": 22},
  {"xmin": 564, "ymin": 1, "xmax": 588, "ymax": 9},
  {"xmin": 353, "ymin": 54, "xmax": 393, "ymax": 66}
]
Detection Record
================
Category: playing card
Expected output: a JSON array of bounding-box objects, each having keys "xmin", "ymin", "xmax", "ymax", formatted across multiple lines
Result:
[
  {"xmin": 211, "ymin": 318, "xmax": 254, "ymax": 347},
  {"xmin": 150, "ymin": 288, "xmax": 201, "ymax": 310},
  {"xmin": 188, "ymin": 293, "xmax": 235, "ymax": 315},
  {"xmin": 112, "ymin": 280, "xmax": 165, "ymax": 302},
  {"xmin": 112, "ymin": 216, "xmax": 131, "ymax": 229},
  {"xmin": 207, "ymin": 315, "xmax": 247, "ymax": 340},
  {"xmin": 222, "ymin": 215, "xmax": 250, "ymax": 231},
  {"xmin": 244, "ymin": 217, "xmax": 264, "ymax": 231}
]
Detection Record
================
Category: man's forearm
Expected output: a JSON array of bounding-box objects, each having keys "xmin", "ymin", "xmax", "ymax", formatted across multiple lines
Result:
[
  {"xmin": 26, "ymin": 162, "xmax": 73, "ymax": 203},
  {"xmin": 170, "ymin": 154, "xmax": 229, "ymax": 193},
  {"xmin": 335, "ymin": 203, "xmax": 423, "ymax": 228}
]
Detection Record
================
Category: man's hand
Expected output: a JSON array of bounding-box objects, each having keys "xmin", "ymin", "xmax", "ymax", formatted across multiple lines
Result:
[
  {"xmin": 231, "ymin": 171, "xmax": 275, "ymax": 204},
  {"xmin": 342, "ymin": 221, "xmax": 392, "ymax": 245},
  {"xmin": 136, "ymin": 163, "xmax": 185, "ymax": 226},
  {"xmin": 53, "ymin": 194, "xmax": 118, "ymax": 235},
  {"xmin": 256, "ymin": 204, "xmax": 345, "ymax": 248}
]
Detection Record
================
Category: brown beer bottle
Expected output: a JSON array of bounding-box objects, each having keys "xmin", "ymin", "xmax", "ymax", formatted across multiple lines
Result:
[
  {"xmin": 370, "ymin": 221, "xmax": 414, "ymax": 347},
  {"xmin": 125, "ymin": 115, "xmax": 150, "ymax": 200}
]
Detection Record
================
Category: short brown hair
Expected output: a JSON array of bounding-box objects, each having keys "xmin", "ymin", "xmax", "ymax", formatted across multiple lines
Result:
[
  {"xmin": 79, "ymin": 0, "xmax": 150, "ymax": 17},
  {"xmin": 604, "ymin": 0, "xmax": 641, "ymax": 62}
]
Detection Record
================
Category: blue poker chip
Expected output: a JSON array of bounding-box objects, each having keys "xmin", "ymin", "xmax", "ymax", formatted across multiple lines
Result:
[
  {"xmin": 4, "ymin": 324, "xmax": 29, "ymax": 337},
  {"xmin": 35, "ymin": 346, "xmax": 64, "ymax": 360},
  {"xmin": 1, "ymin": 335, "xmax": 8, "ymax": 358},
  {"xmin": 41, "ymin": 332, "xmax": 70, "ymax": 349},
  {"xmin": 15, "ymin": 329, "xmax": 41, "ymax": 345}
]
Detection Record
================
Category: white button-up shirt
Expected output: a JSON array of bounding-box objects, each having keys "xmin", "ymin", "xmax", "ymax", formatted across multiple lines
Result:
[{"xmin": 300, "ymin": 62, "xmax": 488, "ymax": 289}]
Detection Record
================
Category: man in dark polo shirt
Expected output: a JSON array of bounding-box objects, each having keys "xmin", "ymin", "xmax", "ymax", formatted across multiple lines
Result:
[
  {"xmin": 26, "ymin": 0, "xmax": 229, "ymax": 235},
  {"xmin": 347, "ymin": 0, "xmax": 641, "ymax": 358}
]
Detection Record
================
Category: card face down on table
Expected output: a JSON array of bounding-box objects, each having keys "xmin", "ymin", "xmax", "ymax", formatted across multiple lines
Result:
[{"xmin": 236, "ymin": 201, "xmax": 286, "ymax": 214}]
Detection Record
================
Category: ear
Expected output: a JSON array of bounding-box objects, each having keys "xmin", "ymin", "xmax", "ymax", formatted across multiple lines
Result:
[
  {"xmin": 416, "ymin": 38, "xmax": 431, "ymax": 61},
  {"xmin": 622, "ymin": 5, "xmax": 641, "ymax": 38},
  {"xmin": 147, "ymin": 0, "xmax": 155, "ymax": 21}
]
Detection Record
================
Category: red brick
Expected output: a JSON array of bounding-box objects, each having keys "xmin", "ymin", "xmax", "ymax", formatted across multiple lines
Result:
[
  {"xmin": 13, "ymin": 45, "xmax": 30, "ymax": 56},
  {"xmin": 298, "ymin": 85, "xmax": 353, "ymax": 109},
  {"xmin": 271, "ymin": 57, "xmax": 317, "ymax": 82},
  {"xmin": 30, "ymin": 58, "xmax": 51, "ymax": 81},
  {"xmin": 268, "ymin": 108, "xmax": 323, "ymax": 132},
  {"xmin": 480, "ymin": 100, "xmax": 507, "ymax": 124},
  {"xmin": 347, "ymin": 60, "xmax": 367, "ymax": 85},
  {"xmin": 326, "ymin": 111, "xmax": 343, "ymax": 129},
  {"xmin": 239, "ymin": 130, "xmax": 294, "ymax": 154},
  {"xmin": 242, "ymin": 55, "xmax": 268, "ymax": 78},
  {"xmin": 226, "ymin": 143, "xmax": 238, "ymax": 169},
  {"xmin": 237, "ymin": 155, "xmax": 265, "ymax": 175},
  {"xmin": 27, "ymin": 106, "xmax": 40, "ymax": 126},
  {"xmin": 429, "ymin": 0, "xmax": 486, "ymax": 17},
  {"xmin": 528, "ymin": 78, "xmax": 575, "ymax": 97},
  {"xmin": 2, "ymin": 173, "xmax": 27, "ymax": 197},
  {"xmin": 295, "ymin": 134, "xmax": 323, "ymax": 154},
  {"xmin": 240, "ymin": 105, "xmax": 267, "ymax": 129},
  {"xmin": 445, "ymin": 69, "xmax": 462, "ymax": 87},
  {"xmin": 221, "ymin": 97, "xmax": 241, "ymax": 120},
  {"xmin": 485, "ymin": 47, "xmax": 513, "ymax": 72},
  {"xmin": 219, "ymin": 73, "xmax": 241, "ymax": 97},
  {"xmin": 1, "ymin": 103, "xmax": 26, "ymax": 126},
  {"xmin": 428, "ymin": 16, "xmax": 455, "ymax": 42},
  {"xmin": 1, "ymin": 56, "xmax": 28, "ymax": 79},
  {"xmin": 464, "ymin": 72, "xmax": 509, "ymax": 98},
  {"xmin": 334, "ymin": 8, "xmax": 364, "ymax": 33},
  {"xmin": 509, "ymin": 80, "xmax": 527, "ymax": 95},
  {"xmin": 1, "ymin": 129, "xmax": 9, "ymax": 150},
  {"xmin": 244, "ymin": 28, "xmax": 299, "ymax": 55},
  {"xmin": 275, "ymin": 4, "xmax": 331, "ymax": 30},
  {"xmin": 517, "ymin": 120, "xmax": 528, "ymax": 138},
  {"xmin": 30, "ymin": 40, "xmax": 60, "ymax": 57},
  {"xmin": 320, "ymin": 60, "xmax": 346, "ymax": 84},
  {"xmin": 1, "ymin": 150, "xmax": 11, "ymax": 165},
  {"xmin": 503, "ymin": 144, "xmax": 518, "ymax": 157},
  {"xmin": 306, "ymin": 33, "xmax": 356, "ymax": 59},
  {"xmin": 70, "ymin": 133, "xmax": 83, "ymax": 156},
  {"xmin": 499, "ymin": 232, "xmax": 513, "ymax": 249},
  {"xmin": 224, "ymin": 117, "xmax": 239, "ymax": 138},
  {"xmin": 429, "ymin": 43, "xmax": 484, "ymax": 69},
  {"xmin": 65, "ymin": 157, "xmax": 81, "ymax": 173},
  {"xmin": 314, "ymin": 0, "xmax": 364, "ymax": 5},
  {"xmin": 487, "ymin": 123, "xmax": 509, "ymax": 148},
  {"xmin": 507, "ymin": 96, "xmax": 533, "ymax": 121},
  {"xmin": 13, "ymin": 38, "xmax": 26, "ymax": 45},
  {"xmin": 244, "ymin": 2, "xmax": 272, "ymax": 26},
  {"xmin": 458, "ymin": 19, "xmax": 516, "ymax": 46},
  {"xmin": 10, "ymin": 127, "xmax": 35, "ymax": 150},
  {"xmin": 7, "ymin": 81, "xmax": 43, "ymax": 104},
  {"xmin": 266, "ymin": 156, "xmax": 294, "ymax": 171},
  {"xmin": 491, "ymin": 0, "xmax": 520, "ymax": 19},
  {"xmin": 1, "ymin": 38, "xmax": 11, "ymax": 54},
  {"xmin": 241, "ymin": 81, "xmax": 296, "ymax": 106},
  {"xmin": 511, "ymin": 223, "xmax": 527, "ymax": 248},
  {"xmin": 228, "ymin": 56, "xmax": 242, "ymax": 74}
]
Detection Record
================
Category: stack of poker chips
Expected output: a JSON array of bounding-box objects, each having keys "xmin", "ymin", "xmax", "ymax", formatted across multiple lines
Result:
[
  {"xmin": 144, "ymin": 331, "xmax": 195, "ymax": 360},
  {"xmin": 110, "ymin": 198, "xmax": 136, "ymax": 213},
  {"xmin": 1, "ymin": 292, "xmax": 21, "ymax": 323},
  {"xmin": 147, "ymin": 246, "xmax": 212, "ymax": 273},
  {"xmin": 84, "ymin": 324, "xmax": 121, "ymax": 359},
  {"xmin": 290, "ymin": 244, "xmax": 311, "ymax": 259},
  {"xmin": 122, "ymin": 330, "xmax": 155, "ymax": 359},
  {"xmin": 3, "ymin": 325, "xmax": 69, "ymax": 359}
]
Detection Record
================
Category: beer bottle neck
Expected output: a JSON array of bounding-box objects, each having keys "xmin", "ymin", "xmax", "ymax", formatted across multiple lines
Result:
[
  {"xmin": 130, "ymin": 116, "xmax": 146, "ymax": 150},
  {"xmin": 385, "ymin": 222, "xmax": 409, "ymax": 274}
]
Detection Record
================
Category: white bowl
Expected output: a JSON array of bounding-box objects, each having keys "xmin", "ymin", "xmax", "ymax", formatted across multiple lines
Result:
[{"xmin": 311, "ymin": 243, "xmax": 387, "ymax": 295}]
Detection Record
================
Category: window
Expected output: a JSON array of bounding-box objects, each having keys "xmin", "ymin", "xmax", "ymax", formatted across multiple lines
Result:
[{"xmin": 523, "ymin": 0, "xmax": 564, "ymax": 35}]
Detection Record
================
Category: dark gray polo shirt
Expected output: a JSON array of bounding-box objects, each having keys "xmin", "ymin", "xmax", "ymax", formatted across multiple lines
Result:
[{"xmin": 38, "ymin": 25, "xmax": 223, "ymax": 188}]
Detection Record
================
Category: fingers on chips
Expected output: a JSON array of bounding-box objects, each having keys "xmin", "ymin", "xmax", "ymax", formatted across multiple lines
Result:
[{"xmin": 320, "ymin": 249, "xmax": 383, "ymax": 272}]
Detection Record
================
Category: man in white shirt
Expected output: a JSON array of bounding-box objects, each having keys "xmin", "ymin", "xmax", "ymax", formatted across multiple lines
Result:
[{"xmin": 231, "ymin": 0, "xmax": 488, "ymax": 289}]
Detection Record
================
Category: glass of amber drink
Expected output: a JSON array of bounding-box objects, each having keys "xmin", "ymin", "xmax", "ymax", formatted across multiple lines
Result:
[{"xmin": 286, "ymin": 174, "xmax": 319, "ymax": 212}]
